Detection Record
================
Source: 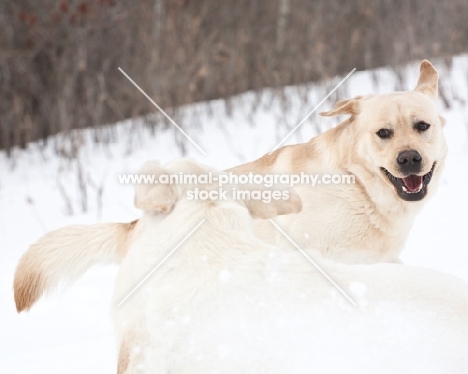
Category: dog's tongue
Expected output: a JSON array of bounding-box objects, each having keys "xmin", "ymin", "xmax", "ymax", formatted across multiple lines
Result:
[{"xmin": 402, "ymin": 175, "xmax": 423, "ymax": 192}]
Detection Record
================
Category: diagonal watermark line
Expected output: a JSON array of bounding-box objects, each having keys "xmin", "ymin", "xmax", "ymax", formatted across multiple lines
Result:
[
  {"xmin": 269, "ymin": 68, "xmax": 356, "ymax": 155},
  {"xmin": 118, "ymin": 67, "xmax": 207, "ymax": 155},
  {"xmin": 117, "ymin": 219, "xmax": 206, "ymax": 307},
  {"xmin": 268, "ymin": 219, "xmax": 357, "ymax": 307}
]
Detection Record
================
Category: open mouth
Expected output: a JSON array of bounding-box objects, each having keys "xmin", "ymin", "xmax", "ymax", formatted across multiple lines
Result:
[{"xmin": 380, "ymin": 163, "xmax": 435, "ymax": 202}]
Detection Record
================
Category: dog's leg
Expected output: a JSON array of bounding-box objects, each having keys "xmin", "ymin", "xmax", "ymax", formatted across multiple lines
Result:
[
  {"xmin": 117, "ymin": 325, "xmax": 151, "ymax": 374},
  {"xmin": 117, "ymin": 336, "xmax": 132, "ymax": 374}
]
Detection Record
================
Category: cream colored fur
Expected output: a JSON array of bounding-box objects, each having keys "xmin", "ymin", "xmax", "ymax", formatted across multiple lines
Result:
[
  {"xmin": 13, "ymin": 159, "xmax": 468, "ymax": 373},
  {"xmin": 13, "ymin": 61, "xmax": 447, "ymax": 298},
  {"xmin": 14, "ymin": 221, "xmax": 136, "ymax": 312},
  {"xmin": 230, "ymin": 60, "xmax": 447, "ymax": 263},
  {"xmin": 114, "ymin": 159, "xmax": 468, "ymax": 373}
]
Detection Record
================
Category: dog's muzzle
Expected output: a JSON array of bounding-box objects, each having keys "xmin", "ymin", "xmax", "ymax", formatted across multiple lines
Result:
[{"xmin": 381, "ymin": 163, "xmax": 435, "ymax": 202}]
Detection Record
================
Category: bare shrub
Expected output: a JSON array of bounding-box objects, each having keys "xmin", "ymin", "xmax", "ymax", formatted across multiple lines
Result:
[{"xmin": 1, "ymin": 0, "xmax": 467, "ymax": 153}]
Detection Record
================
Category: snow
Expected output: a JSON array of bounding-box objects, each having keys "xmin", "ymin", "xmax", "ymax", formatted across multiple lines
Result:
[{"xmin": 1, "ymin": 56, "xmax": 468, "ymax": 373}]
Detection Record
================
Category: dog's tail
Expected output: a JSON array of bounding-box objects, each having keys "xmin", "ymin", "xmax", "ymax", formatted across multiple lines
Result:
[{"xmin": 14, "ymin": 220, "xmax": 137, "ymax": 313}]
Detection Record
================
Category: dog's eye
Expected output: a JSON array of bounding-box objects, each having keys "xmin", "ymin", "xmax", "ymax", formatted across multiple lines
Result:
[
  {"xmin": 415, "ymin": 121, "xmax": 431, "ymax": 132},
  {"xmin": 376, "ymin": 129, "xmax": 393, "ymax": 139}
]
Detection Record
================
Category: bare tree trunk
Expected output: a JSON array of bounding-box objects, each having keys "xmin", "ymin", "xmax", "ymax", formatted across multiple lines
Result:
[{"xmin": 276, "ymin": 0, "xmax": 290, "ymax": 53}]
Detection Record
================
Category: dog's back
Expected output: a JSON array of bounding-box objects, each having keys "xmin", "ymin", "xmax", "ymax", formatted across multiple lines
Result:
[{"xmin": 114, "ymin": 160, "xmax": 468, "ymax": 373}]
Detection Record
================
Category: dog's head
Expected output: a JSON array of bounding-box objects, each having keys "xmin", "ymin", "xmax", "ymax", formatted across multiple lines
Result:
[{"xmin": 320, "ymin": 60, "xmax": 447, "ymax": 203}]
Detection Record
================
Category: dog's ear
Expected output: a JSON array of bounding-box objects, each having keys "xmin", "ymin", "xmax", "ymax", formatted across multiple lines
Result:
[
  {"xmin": 414, "ymin": 60, "xmax": 438, "ymax": 100},
  {"xmin": 319, "ymin": 96, "xmax": 363, "ymax": 117},
  {"xmin": 243, "ymin": 186, "xmax": 302, "ymax": 219},
  {"xmin": 134, "ymin": 160, "xmax": 177, "ymax": 213},
  {"xmin": 135, "ymin": 184, "xmax": 177, "ymax": 213}
]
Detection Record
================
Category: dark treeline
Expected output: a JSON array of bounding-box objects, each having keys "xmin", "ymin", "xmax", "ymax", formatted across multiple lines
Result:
[{"xmin": 1, "ymin": 0, "xmax": 467, "ymax": 153}]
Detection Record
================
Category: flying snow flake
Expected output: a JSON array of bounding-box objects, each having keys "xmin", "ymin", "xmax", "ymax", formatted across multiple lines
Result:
[
  {"xmin": 133, "ymin": 346, "xmax": 142, "ymax": 354},
  {"xmin": 349, "ymin": 282, "xmax": 367, "ymax": 296},
  {"xmin": 217, "ymin": 344, "xmax": 232, "ymax": 359},
  {"xmin": 350, "ymin": 282, "xmax": 368, "ymax": 307},
  {"xmin": 219, "ymin": 269, "xmax": 231, "ymax": 282}
]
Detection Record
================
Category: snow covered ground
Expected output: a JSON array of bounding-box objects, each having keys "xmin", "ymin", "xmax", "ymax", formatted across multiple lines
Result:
[{"xmin": 1, "ymin": 56, "xmax": 467, "ymax": 373}]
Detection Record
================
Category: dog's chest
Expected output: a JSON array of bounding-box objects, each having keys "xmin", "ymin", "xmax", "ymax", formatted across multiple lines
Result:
[{"xmin": 257, "ymin": 184, "xmax": 411, "ymax": 263}]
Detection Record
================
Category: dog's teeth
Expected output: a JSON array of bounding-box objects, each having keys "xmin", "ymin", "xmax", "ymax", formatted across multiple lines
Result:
[{"xmin": 402, "ymin": 184, "xmax": 423, "ymax": 194}]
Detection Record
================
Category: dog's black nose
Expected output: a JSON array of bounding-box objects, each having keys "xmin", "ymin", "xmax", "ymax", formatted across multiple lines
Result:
[{"xmin": 397, "ymin": 150, "xmax": 422, "ymax": 173}]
